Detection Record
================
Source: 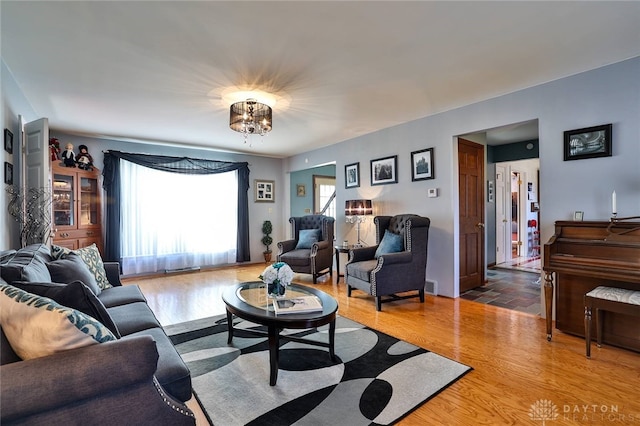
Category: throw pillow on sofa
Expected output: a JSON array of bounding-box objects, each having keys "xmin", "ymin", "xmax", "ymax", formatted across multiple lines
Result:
[
  {"xmin": 0, "ymin": 283, "xmax": 116, "ymax": 360},
  {"xmin": 11, "ymin": 280, "xmax": 121, "ymax": 337},
  {"xmin": 46, "ymin": 253, "xmax": 101, "ymax": 295},
  {"xmin": 51, "ymin": 244, "xmax": 112, "ymax": 290}
]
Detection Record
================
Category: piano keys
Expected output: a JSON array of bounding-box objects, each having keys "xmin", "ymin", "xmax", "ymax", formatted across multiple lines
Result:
[{"xmin": 543, "ymin": 219, "xmax": 640, "ymax": 352}]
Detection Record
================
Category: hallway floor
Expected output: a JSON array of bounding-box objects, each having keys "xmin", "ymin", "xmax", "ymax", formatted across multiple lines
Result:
[
  {"xmin": 494, "ymin": 255, "xmax": 541, "ymax": 274},
  {"xmin": 460, "ymin": 267, "xmax": 541, "ymax": 315}
]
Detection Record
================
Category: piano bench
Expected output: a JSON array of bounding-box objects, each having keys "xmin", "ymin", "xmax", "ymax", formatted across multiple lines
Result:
[{"xmin": 584, "ymin": 286, "xmax": 640, "ymax": 358}]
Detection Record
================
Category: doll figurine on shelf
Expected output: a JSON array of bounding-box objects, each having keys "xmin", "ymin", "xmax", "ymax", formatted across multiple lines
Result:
[
  {"xmin": 76, "ymin": 144, "xmax": 94, "ymax": 171},
  {"xmin": 61, "ymin": 143, "xmax": 76, "ymax": 167},
  {"xmin": 49, "ymin": 138, "xmax": 61, "ymax": 161}
]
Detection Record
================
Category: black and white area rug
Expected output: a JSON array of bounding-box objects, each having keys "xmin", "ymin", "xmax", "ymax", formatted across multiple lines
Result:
[{"xmin": 166, "ymin": 315, "xmax": 471, "ymax": 425}]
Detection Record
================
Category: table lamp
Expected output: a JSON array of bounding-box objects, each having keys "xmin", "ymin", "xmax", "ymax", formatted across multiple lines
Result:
[{"xmin": 345, "ymin": 199, "xmax": 373, "ymax": 247}]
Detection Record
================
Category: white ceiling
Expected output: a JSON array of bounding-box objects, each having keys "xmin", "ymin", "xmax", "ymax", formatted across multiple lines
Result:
[{"xmin": 2, "ymin": 1, "xmax": 639, "ymax": 157}]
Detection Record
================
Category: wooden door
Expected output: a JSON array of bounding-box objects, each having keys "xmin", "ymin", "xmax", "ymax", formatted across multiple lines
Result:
[{"xmin": 458, "ymin": 138, "xmax": 485, "ymax": 293}]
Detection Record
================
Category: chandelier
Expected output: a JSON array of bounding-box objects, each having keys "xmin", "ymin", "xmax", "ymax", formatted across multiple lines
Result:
[{"xmin": 229, "ymin": 98, "xmax": 272, "ymax": 144}]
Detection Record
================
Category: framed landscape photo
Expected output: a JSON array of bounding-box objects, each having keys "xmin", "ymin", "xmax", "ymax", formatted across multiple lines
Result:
[
  {"xmin": 254, "ymin": 179, "xmax": 275, "ymax": 202},
  {"xmin": 411, "ymin": 148, "xmax": 434, "ymax": 181},
  {"xmin": 370, "ymin": 155, "xmax": 398, "ymax": 186},
  {"xmin": 345, "ymin": 162, "xmax": 360, "ymax": 188},
  {"xmin": 4, "ymin": 128, "xmax": 13, "ymax": 154},
  {"xmin": 563, "ymin": 124, "xmax": 612, "ymax": 161}
]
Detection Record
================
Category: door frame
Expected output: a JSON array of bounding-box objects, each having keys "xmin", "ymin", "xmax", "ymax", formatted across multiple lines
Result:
[{"xmin": 495, "ymin": 164, "xmax": 509, "ymax": 264}]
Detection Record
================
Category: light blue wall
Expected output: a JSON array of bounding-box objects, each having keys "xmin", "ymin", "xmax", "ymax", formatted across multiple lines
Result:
[
  {"xmin": 285, "ymin": 57, "xmax": 640, "ymax": 298},
  {"xmin": 289, "ymin": 165, "xmax": 336, "ymax": 217}
]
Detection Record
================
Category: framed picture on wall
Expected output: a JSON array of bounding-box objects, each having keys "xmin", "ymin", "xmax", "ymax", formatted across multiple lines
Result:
[
  {"xmin": 254, "ymin": 179, "xmax": 275, "ymax": 202},
  {"xmin": 370, "ymin": 155, "xmax": 398, "ymax": 186},
  {"xmin": 563, "ymin": 124, "xmax": 612, "ymax": 161},
  {"xmin": 411, "ymin": 148, "xmax": 434, "ymax": 181},
  {"xmin": 345, "ymin": 162, "xmax": 360, "ymax": 188},
  {"xmin": 4, "ymin": 162, "xmax": 13, "ymax": 185},
  {"xmin": 296, "ymin": 184, "xmax": 306, "ymax": 197},
  {"xmin": 4, "ymin": 129, "xmax": 13, "ymax": 154}
]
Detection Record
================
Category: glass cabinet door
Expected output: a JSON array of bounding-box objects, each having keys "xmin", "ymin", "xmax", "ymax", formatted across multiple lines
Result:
[
  {"xmin": 53, "ymin": 174, "xmax": 74, "ymax": 226},
  {"xmin": 80, "ymin": 177, "xmax": 99, "ymax": 226}
]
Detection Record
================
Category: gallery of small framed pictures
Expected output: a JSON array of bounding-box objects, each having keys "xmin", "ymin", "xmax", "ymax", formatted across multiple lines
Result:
[
  {"xmin": 344, "ymin": 148, "xmax": 435, "ymax": 189},
  {"xmin": 254, "ymin": 179, "xmax": 275, "ymax": 202}
]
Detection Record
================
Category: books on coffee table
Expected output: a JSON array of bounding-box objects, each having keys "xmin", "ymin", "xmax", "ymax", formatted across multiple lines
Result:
[{"xmin": 273, "ymin": 296, "xmax": 323, "ymax": 314}]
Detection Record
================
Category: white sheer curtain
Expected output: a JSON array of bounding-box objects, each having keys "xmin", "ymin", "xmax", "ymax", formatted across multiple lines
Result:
[{"xmin": 120, "ymin": 160, "xmax": 238, "ymax": 275}]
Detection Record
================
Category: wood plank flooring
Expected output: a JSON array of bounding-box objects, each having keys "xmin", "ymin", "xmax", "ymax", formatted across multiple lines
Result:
[{"xmin": 125, "ymin": 264, "xmax": 640, "ymax": 425}]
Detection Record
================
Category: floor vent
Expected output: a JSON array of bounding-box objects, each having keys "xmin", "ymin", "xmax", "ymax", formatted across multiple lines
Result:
[
  {"xmin": 164, "ymin": 266, "xmax": 201, "ymax": 274},
  {"xmin": 425, "ymin": 279, "xmax": 437, "ymax": 295}
]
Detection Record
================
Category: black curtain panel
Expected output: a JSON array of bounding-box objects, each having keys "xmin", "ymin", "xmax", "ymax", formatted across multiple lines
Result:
[{"xmin": 102, "ymin": 150, "xmax": 250, "ymax": 264}]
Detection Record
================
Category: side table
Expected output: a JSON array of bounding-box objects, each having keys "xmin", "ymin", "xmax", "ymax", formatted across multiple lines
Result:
[{"xmin": 334, "ymin": 245, "xmax": 352, "ymax": 283}]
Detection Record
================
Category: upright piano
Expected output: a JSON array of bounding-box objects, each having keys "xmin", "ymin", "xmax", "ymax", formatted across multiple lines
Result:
[{"xmin": 543, "ymin": 219, "xmax": 640, "ymax": 352}]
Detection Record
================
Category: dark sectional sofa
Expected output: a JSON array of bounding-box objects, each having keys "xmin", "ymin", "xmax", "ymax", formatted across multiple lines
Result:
[{"xmin": 0, "ymin": 244, "xmax": 195, "ymax": 425}]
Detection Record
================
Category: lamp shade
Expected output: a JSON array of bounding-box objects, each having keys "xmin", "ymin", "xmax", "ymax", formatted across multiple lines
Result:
[{"xmin": 345, "ymin": 199, "xmax": 373, "ymax": 216}]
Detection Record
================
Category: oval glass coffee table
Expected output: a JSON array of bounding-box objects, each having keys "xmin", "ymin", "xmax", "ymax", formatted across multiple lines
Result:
[{"xmin": 222, "ymin": 281, "xmax": 338, "ymax": 386}]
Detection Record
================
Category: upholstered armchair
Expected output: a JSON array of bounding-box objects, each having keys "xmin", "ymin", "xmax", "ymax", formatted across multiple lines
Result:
[
  {"xmin": 345, "ymin": 214, "xmax": 430, "ymax": 311},
  {"xmin": 277, "ymin": 215, "xmax": 336, "ymax": 284}
]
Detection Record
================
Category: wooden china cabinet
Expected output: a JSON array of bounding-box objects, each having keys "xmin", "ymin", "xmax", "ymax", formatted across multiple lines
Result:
[{"xmin": 51, "ymin": 162, "xmax": 103, "ymax": 254}]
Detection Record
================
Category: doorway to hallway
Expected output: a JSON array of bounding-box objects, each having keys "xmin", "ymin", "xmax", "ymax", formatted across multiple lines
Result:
[
  {"xmin": 494, "ymin": 159, "xmax": 540, "ymax": 274},
  {"xmin": 458, "ymin": 119, "xmax": 541, "ymax": 314}
]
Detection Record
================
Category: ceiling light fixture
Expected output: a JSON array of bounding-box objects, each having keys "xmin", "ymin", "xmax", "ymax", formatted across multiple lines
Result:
[{"xmin": 229, "ymin": 98, "xmax": 272, "ymax": 145}]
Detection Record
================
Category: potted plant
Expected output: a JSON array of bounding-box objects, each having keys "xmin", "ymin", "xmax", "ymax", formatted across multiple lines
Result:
[{"xmin": 261, "ymin": 220, "xmax": 273, "ymax": 263}]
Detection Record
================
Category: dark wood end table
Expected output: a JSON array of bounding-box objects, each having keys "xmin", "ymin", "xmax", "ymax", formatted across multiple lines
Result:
[{"xmin": 334, "ymin": 245, "xmax": 354, "ymax": 283}]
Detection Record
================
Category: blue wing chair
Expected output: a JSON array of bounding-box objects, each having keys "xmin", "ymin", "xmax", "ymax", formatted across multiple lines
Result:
[{"xmin": 345, "ymin": 214, "xmax": 430, "ymax": 311}]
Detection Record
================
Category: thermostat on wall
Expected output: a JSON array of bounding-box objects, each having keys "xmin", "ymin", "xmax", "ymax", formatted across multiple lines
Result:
[{"xmin": 427, "ymin": 188, "xmax": 438, "ymax": 198}]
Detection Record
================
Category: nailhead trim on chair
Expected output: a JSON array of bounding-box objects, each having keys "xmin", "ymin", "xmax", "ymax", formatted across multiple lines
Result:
[
  {"xmin": 153, "ymin": 377, "xmax": 196, "ymax": 418},
  {"xmin": 405, "ymin": 218, "xmax": 413, "ymax": 251},
  {"xmin": 370, "ymin": 257, "xmax": 383, "ymax": 296}
]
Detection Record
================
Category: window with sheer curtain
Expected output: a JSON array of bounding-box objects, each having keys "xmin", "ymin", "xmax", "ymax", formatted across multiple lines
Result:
[{"xmin": 119, "ymin": 159, "xmax": 238, "ymax": 275}]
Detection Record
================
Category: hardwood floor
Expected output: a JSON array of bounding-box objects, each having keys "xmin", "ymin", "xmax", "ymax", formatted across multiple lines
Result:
[{"xmin": 125, "ymin": 264, "xmax": 640, "ymax": 425}]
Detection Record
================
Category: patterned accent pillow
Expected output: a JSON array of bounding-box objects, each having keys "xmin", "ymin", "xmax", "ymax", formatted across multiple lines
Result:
[
  {"xmin": 46, "ymin": 253, "xmax": 101, "ymax": 295},
  {"xmin": 50, "ymin": 244, "xmax": 71, "ymax": 260},
  {"xmin": 11, "ymin": 280, "xmax": 121, "ymax": 337},
  {"xmin": 296, "ymin": 229, "xmax": 321, "ymax": 249},
  {"xmin": 375, "ymin": 231, "xmax": 404, "ymax": 258},
  {"xmin": 0, "ymin": 283, "xmax": 116, "ymax": 360},
  {"xmin": 51, "ymin": 244, "xmax": 112, "ymax": 290}
]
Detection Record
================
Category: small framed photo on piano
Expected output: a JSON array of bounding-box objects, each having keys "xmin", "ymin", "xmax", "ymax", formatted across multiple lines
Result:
[{"xmin": 573, "ymin": 211, "xmax": 584, "ymax": 221}]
